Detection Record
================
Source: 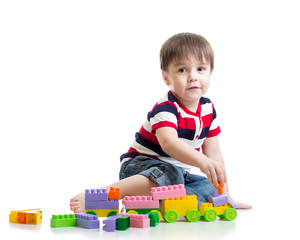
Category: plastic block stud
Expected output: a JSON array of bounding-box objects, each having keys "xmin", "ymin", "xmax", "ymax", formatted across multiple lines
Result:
[
  {"xmin": 151, "ymin": 184, "xmax": 186, "ymax": 200},
  {"xmin": 75, "ymin": 213, "xmax": 100, "ymax": 229},
  {"xmin": 108, "ymin": 187, "xmax": 121, "ymax": 200}
]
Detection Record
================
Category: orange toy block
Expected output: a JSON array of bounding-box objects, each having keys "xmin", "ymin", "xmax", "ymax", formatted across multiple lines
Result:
[{"xmin": 108, "ymin": 187, "xmax": 121, "ymax": 200}]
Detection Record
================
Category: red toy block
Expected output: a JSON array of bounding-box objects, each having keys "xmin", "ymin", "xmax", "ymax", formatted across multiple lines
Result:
[
  {"xmin": 124, "ymin": 196, "xmax": 159, "ymax": 209},
  {"xmin": 108, "ymin": 187, "xmax": 121, "ymax": 200},
  {"xmin": 151, "ymin": 184, "xmax": 186, "ymax": 200}
]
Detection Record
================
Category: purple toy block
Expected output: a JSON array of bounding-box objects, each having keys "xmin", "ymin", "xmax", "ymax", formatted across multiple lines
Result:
[
  {"xmin": 85, "ymin": 199, "xmax": 119, "ymax": 209},
  {"xmin": 85, "ymin": 189, "xmax": 108, "ymax": 202},
  {"xmin": 75, "ymin": 213, "xmax": 100, "ymax": 229},
  {"xmin": 102, "ymin": 216, "xmax": 119, "ymax": 232},
  {"xmin": 209, "ymin": 192, "xmax": 229, "ymax": 207},
  {"xmin": 228, "ymin": 199, "xmax": 237, "ymax": 209}
]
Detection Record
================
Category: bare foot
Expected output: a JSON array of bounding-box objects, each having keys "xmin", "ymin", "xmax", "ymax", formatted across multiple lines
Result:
[{"xmin": 70, "ymin": 192, "xmax": 85, "ymax": 213}]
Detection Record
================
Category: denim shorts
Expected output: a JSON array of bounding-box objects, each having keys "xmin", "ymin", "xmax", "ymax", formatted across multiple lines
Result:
[{"xmin": 119, "ymin": 155, "xmax": 217, "ymax": 207}]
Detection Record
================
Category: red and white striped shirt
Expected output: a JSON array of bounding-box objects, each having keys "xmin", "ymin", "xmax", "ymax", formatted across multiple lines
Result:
[{"xmin": 120, "ymin": 91, "xmax": 221, "ymax": 172}]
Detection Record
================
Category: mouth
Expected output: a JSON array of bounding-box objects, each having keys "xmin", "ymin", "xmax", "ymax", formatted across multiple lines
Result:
[{"xmin": 187, "ymin": 86, "xmax": 200, "ymax": 90}]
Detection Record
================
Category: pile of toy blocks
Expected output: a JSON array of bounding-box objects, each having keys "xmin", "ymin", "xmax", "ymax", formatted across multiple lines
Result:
[
  {"xmin": 102, "ymin": 212, "xmax": 159, "ymax": 232},
  {"xmin": 9, "ymin": 209, "xmax": 42, "ymax": 225},
  {"xmin": 85, "ymin": 187, "xmax": 120, "ymax": 217}
]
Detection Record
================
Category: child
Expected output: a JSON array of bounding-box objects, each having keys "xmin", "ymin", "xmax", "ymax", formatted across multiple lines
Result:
[{"xmin": 70, "ymin": 33, "xmax": 251, "ymax": 212}]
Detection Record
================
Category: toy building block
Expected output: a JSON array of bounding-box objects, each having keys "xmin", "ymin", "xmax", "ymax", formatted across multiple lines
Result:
[
  {"xmin": 146, "ymin": 212, "xmax": 159, "ymax": 227},
  {"xmin": 124, "ymin": 196, "xmax": 159, "ymax": 209},
  {"xmin": 209, "ymin": 192, "xmax": 229, "ymax": 207},
  {"xmin": 116, "ymin": 216, "xmax": 130, "ymax": 230},
  {"xmin": 51, "ymin": 214, "xmax": 77, "ymax": 227},
  {"xmin": 85, "ymin": 199, "xmax": 119, "ymax": 209},
  {"xmin": 85, "ymin": 209, "xmax": 119, "ymax": 217},
  {"xmin": 151, "ymin": 184, "xmax": 186, "ymax": 200},
  {"xmin": 85, "ymin": 188, "xmax": 108, "ymax": 202},
  {"xmin": 75, "ymin": 213, "xmax": 100, "ymax": 229},
  {"xmin": 108, "ymin": 187, "xmax": 121, "ymax": 200},
  {"xmin": 103, "ymin": 215, "xmax": 119, "ymax": 232},
  {"xmin": 117, "ymin": 213, "xmax": 150, "ymax": 228},
  {"xmin": 214, "ymin": 184, "xmax": 224, "ymax": 194},
  {"xmin": 199, "ymin": 202, "xmax": 237, "ymax": 221},
  {"xmin": 163, "ymin": 195, "xmax": 198, "ymax": 217},
  {"xmin": 18, "ymin": 210, "xmax": 42, "ymax": 224},
  {"xmin": 130, "ymin": 214, "xmax": 150, "ymax": 228},
  {"xmin": 9, "ymin": 209, "xmax": 42, "ymax": 224}
]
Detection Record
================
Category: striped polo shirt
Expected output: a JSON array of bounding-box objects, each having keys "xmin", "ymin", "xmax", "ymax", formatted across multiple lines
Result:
[{"xmin": 120, "ymin": 91, "xmax": 221, "ymax": 172}]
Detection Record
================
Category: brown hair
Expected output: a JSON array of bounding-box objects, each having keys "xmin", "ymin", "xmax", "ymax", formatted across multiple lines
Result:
[{"xmin": 160, "ymin": 33, "xmax": 214, "ymax": 72}]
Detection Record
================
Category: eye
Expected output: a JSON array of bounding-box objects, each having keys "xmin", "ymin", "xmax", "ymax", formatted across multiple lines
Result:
[
  {"xmin": 198, "ymin": 67, "xmax": 205, "ymax": 72},
  {"xmin": 178, "ymin": 68, "xmax": 187, "ymax": 73}
]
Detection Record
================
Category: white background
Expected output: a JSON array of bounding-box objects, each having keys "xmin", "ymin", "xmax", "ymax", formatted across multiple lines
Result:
[{"xmin": 1, "ymin": 0, "xmax": 299, "ymax": 239}]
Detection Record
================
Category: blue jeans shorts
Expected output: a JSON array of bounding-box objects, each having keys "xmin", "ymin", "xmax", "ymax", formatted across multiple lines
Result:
[{"xmin": 119, "ymin": 155, "xmax": 217, "ymax": 207}]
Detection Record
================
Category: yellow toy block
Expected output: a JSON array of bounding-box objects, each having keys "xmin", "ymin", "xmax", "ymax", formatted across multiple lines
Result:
[
  {"xmin": 24, "ymin": 211, "xmax": 42, "ymax": 224},
  {"xmin": 85, "ymin": 209, "xmax": 119, "ymax": 217},
  {"xmin": 9, "ymin": 209, "xmax": 42, "ymax": 224},
  {"xmin": 199, "ymin": 203, "xmax": 232, "ymax": 216},
  {"xmin": 163, "ymin": 195, "xmax": 198, "ymax": 216}
]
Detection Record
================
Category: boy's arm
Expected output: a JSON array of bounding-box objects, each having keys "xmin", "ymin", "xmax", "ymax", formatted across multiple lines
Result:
[
  {"xmin": 202, "ymin": 136, "xmax": 252, "ymax": 209},
  {"xmin": 155, "ymin": 126, "xmax": 227, "ymax": 186}
]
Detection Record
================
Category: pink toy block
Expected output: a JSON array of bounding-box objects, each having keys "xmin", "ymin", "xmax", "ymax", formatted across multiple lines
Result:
[
  {"xmin": 116, "ymin": 213, "xmax": 150, "ymax": 228},
  {"xmin": 130, "ymin": 214, "xmax": 150, "ymax": 228},
  {"xmin": 151, "ymin": 184, "xmax": 186, "ymax": 200},
  {"xmin": 124, "ymin": 196, "xmax": 159, "ymax": 209}
]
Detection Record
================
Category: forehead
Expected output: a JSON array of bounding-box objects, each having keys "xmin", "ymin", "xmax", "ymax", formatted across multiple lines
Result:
[{"xmin": 171, "ymin": 54, "xmax": 209, "ymax": 66}]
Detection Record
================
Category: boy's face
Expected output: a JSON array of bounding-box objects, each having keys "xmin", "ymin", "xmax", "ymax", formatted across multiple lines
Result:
[{"xmin": 162, "ymin": 55, "xmax": 211, "ymax": 110}]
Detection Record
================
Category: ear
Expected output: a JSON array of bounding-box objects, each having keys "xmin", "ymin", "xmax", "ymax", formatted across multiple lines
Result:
[{"xmin": 162, "ymin": 71, "xmax": 170, "ymax": 86}]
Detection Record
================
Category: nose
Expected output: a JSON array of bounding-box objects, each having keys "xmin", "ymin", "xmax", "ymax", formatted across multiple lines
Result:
[{"xmin": 188, "ymin": 69, "xmax": 198, "ymax": 82}]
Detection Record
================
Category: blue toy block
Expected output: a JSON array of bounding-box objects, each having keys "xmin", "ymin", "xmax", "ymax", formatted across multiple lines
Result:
[
  {"xmin": 85, "ymin": 199, "xmax": 119, "ymax": 209},
  {"xmin": 102, "ymin": 216, "xmax": 119, "ymax": 232},
  {"xmin": 75, "ymin": 213, "xmax": 100, "ymax": 229},
  {"xmin": 85, "ymin": 189, "xmax": 108, "ymax": 202}
]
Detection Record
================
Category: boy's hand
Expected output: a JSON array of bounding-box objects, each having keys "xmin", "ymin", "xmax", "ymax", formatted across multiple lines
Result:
[{"xmin": 199, "ymin": 157, "xmax": 227, "ymax": 186}]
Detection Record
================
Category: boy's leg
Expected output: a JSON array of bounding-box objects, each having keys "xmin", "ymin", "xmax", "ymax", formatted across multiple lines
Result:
[
  {"xmin": 107, "ymin": 174, "xmax": 158, "ymax": 198},
  {"xmin": 70, "ymin": 174, "xmax": 158, "ymax": 213}
]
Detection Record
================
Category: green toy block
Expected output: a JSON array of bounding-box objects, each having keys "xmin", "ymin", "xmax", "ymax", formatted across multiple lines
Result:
[
  {"xmin": 116, "ymin": 216, "xmax": 130, "ymax": 230},
  {"xmin": 51, "ymin": 214, "xmax": 77, "ymax": 227},
  {"xmin": 146, "ymin": 212, "xmax": 159, "ymax": 227}
]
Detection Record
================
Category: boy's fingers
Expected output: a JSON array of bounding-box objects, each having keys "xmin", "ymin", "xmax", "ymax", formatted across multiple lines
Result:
[
  {"xmin": 216, "ymin": 166, "xmax": 227, "ymax": 185},
  {"xmin": 209, "ymin": 169, "xmax": 218, "ymax": 186}
]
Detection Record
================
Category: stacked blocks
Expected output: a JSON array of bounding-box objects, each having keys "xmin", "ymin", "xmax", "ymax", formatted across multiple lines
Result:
[
  {"xmin": 9, "ymin": 209, "xmax": 42, "ymax": 224},
  {"xmin": 75, "ymin": 213, "xmax": 100, "ymax": 229},
  {"xmin": 85, "ymin": 188, "xmax": 119, "ymax": 217},
  {"xmin": 151, "ymin": 184, "xmax": 186, "ymax": 200}
]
